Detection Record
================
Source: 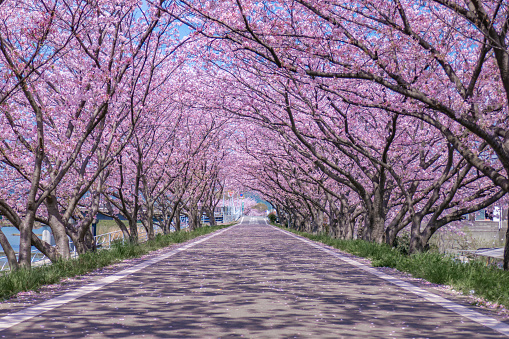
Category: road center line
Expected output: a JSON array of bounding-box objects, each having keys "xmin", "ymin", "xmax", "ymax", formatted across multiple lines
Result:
[
  {"xmin": 0, "ymin": 226, "xmax": 236, "ymax": 331},
  {"xmin": 271, "ymin": 225, "xmax": 509, "ymax": 337}
]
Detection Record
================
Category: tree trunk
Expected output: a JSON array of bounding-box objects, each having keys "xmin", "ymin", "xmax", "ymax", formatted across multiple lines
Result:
[
  {"xmin": 385, "ymin": 226, "xmax": 399, "ymax": 247},
  {"xmin": 18, "ymin": 214, "xmax": 35, "ymax": 269},
  {"xmin": 409, "ymin": 217, "xmax": 443, "ymax": 254},
  {"xmin": 52, "ymin": 225, "xmax": 71, "ymax": 260},
  {"xmin": 129, "ymin": 218, "xmax": 138, "ymax": 244},
  {"xmin": 188, "ymin": 207, "xmax": 200, "ymax": 231},
  {"xmin": 355, "ymin": 215, "xmax": 365, "ymax": 239},
  {"xmin": 45, "ymin": 209, "xmax": 71, "ymax": 260},
  {"xmin": 314, "ymin": 209, "xmax": 324, "ymax": 233},
  {"xmin": 85, "ymin": 229, "xmax": 96, "ymax": 252},
  {"xmin": 328, "ymin": 198, "xmax": 340, "ymax": 238},
  {"xmin": 161, "ymin": 214, "xmax": 171, "ymax": 235},
  {"xmin": 163, "ymin": 202, "xmax": 178, "ymax": 234},
  {"xmin": 362, "ymin": 214, "xmax": 385, "ymax": 243},
  {"xmin": 343, "ymin": 216, "xmax": 355, "ymax": 240},
  {"xmin": 287, "ymin": 213, "xmax": 294, "ymax": 229},
  {"xmin": 504, "ymin": 206, "xmax": 509, "ymax": 270},
  {"xmin": 30, "ymin": 231, "xmax": 60, "ymax": 262},
  {"xmin": 303, "ymin": 218, "xmax": 311, "ymax": 233},
  {"xmin": 113, "ymin": 216, "xmax": 131, "ymax": 240},
  {"xmin": 205, "ymin": 208, "xmax": 216, "ymax": 226},
  {"xmin": 294, "ymin": 214, "xmax": 303, "ymax": 232},
  {"xmin": 409, "ymin": 215, "xmax": 424, "ymax": 254},
  {"xmin": 142, "ymin": 207, "xmax": 155, "ymax": 241},
  {"xmin": 44, "ymin": 195, "xmax": 72, "ymax": 260},
  {"xmin": 279, "ymin": 209, "xmax": 287, "ymax": 226},
  {"xmin": 175, "ymin": 207, "xmax": 181, "ymax": 232},
  {"xmin": 329, "ymin": 217, "xmax": 339, "ymax": 238},
  {"xmin": 0, "ymin": 228, "xmax": 18, "ymax": 270},
  {"xmin": 409, "ymin": 234, "xmax": 425, "ymax": 254},
  {"xmin": 70, "ymin": 229, "xmax": 95, "ymax": 255}
]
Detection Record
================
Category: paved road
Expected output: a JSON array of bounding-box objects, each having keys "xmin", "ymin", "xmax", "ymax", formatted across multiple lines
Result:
[{"xmin": 1, "ymin": 217, "xmax": 508, "ymax": 338}]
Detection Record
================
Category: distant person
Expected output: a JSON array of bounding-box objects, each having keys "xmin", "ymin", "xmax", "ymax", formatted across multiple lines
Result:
[{"xmin": 485, "ymin": 211, "xmax": 492, "ymax": 220}]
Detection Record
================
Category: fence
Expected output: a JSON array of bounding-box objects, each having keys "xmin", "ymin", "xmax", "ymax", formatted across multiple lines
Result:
[
  {"xmin": 0, "ymin": 211, "xmax": 241, "ymax": 272},
  {"xmin": 0, "ymin": 225, "xmax": 165, "ymax": 272}
]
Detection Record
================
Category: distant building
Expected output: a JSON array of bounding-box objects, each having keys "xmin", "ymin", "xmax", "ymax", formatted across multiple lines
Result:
[{"xmin": 472, "ymin": 206, "xmax": 507, "ymax": 221}]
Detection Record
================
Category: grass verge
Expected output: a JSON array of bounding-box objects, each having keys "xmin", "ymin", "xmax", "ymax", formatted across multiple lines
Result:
[
  {"xmin": 273, "ymin": 223, "xmax": 509, "ymax": 309},
  {"xmin": 0, "ymin": 223, "xmax": 235, "ymax": 301}
]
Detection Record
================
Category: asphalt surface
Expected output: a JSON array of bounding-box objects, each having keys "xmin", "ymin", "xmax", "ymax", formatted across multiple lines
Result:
[{"xmin": 1, "ymin": 216, "xmax": 508, "ymax": 338}]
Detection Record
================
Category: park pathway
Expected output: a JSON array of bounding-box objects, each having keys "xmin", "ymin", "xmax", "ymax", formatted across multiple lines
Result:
[{"xmin": 1, "ymin": 216, "xmax": 508, "ymax": 338}]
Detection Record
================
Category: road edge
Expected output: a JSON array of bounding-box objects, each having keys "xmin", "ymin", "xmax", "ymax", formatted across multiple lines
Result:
[
  {"xmin": 270, "ymin": 223, "xmax": 509, "ymax": 337},
  {"xmin": 0, "ymin": 224, "xmax": 239, "ymax": 331}
]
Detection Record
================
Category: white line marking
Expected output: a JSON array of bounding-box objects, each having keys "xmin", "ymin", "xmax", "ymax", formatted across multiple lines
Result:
[
  {"xmin": 0, "ymin": 226, "xmax": 236, "ymax": 331},
  {"xmin": 272, "ymin": 226, "xmax": 509, "ymax": 337}
]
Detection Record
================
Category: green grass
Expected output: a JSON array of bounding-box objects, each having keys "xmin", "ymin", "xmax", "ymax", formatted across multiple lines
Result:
[
  {"xmin": 0, "ymin": 223, "xmax": 235, "ymax": 301},
  {"xmin": 274, "ymin": 223, "xmax": 509, "ymax": 309}
]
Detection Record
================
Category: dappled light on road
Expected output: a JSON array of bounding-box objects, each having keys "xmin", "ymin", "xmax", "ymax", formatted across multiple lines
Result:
[{"xmin": 1, "ymin": 219, "xmax": 505, "ymax": 338}]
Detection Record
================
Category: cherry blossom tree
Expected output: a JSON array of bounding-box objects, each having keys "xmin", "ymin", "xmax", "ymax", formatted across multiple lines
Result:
[
  {"xmin": 173, "ymin": 0, "xmax": 509, "ymax": 260},
  {"xmin": 0, "ymin": 0, "xmax": 179, "ymax": 268},
  {"xmin": 2, "ymin": 0, "xmax": 508, "ymax": 273}
]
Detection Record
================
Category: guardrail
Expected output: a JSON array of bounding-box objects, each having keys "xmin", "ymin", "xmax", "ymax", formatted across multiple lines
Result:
[
  {"xmin": 0, "ymin": 252, "xmax": 46, "ymax": 271},
  {"xmin": 0, "ymin": 225, "xmax": 166, "ymax": 272},
  {"xmin": 221, "ymin": 211, "xmax": 242, "ymax": 224},
  {"xmin": 0, "ymin": 213, "xmax": 240, "ymax": 273}
]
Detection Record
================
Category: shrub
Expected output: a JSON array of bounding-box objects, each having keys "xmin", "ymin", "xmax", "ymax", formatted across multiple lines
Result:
[{"xmin": 393, "ymin": 232, "xmax": 410, "ymax": 255}]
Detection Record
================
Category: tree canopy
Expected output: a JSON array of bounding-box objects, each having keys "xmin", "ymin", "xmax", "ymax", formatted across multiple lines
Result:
[{"xmin": 0, "ymin": 0, "xmax": 508, "ymax": 270}]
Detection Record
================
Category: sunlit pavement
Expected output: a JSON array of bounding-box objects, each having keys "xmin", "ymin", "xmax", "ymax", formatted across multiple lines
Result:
[{"xmin": 1, "ymin": 216, "xmax": 507, "ymax": 338}]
